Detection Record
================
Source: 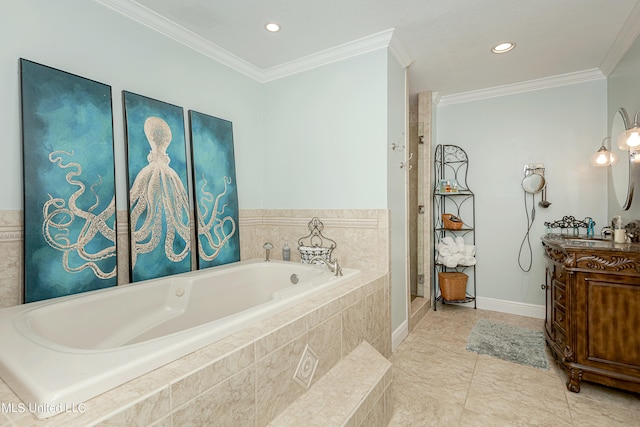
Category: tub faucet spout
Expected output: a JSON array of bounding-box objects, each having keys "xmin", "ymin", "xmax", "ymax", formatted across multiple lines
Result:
[
  {"xmin": 309, "ymin": 255, "xmax": 343, "ymax": 276},
  {"xmin": 263, "ymin": 242, "xmax": 274, "ymax": 261}
]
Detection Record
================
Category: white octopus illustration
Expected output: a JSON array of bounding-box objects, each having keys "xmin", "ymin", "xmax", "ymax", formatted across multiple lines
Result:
[
  {"xmin": 196, "ymin": 174, "xmax": 236, "ymax": 261},
  {"xmin": 42, "ymin": 151, "xmax": 117, "ymax": 279},
  {"xmin": 43, "ymin": 114, "xmax": 237, "ymax": 277},
  {"xmin": 129, "ymin": 116, "xmax": 191, "ymax": 266}
]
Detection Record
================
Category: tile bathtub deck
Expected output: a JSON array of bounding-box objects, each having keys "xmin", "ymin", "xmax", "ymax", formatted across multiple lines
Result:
[{"xmin": 389, "ymin": 305, "xmax": 640, "ymax": 426}]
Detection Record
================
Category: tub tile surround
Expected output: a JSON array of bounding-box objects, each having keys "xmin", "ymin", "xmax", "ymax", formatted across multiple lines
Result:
[
  {"xmin": 239, "ymin": 209, "xmax": 390, "ymax": 274},
  {"xmin": 0, "ymin": 209, "xmax": 391, "ymax": 424},
  {"xmin": 0, "ymin": 211, "xmax": 22, "ymax": 308},
  {"xmin": 407, "ymin": 92, "xmax": 433, "ymax": 333},
  {"xmin": 0, "ymin": 209, "xmax": 389, "ymax": 309},
  {"xmin": 268, "ymin": 341, "xmax": 393, "ymax": 427},
  {"xmin": 0, "ymin": 270, "xmax": 390, "ymax": 426}
]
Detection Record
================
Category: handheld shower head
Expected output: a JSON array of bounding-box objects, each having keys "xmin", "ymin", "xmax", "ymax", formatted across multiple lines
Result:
[{"xmin": 538, "ymin": 187, "xmax": 551, "ymax": 208}]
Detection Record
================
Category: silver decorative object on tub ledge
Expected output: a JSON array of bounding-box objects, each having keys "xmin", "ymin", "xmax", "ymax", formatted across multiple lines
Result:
[{"xmin": 298, "ymin": 217, "xmax": 337, "ymax": 264}]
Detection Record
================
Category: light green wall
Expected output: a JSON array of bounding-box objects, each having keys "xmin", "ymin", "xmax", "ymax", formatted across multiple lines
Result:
[
  {"xmin": 262, "ymin": 50, "xmax": 389, "ymax": 209},
  {"xmin": 437, "ymin": 80, "xmax": 608, "ymax": 306}
]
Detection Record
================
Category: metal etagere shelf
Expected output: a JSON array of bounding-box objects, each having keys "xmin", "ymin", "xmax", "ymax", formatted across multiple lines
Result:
[{"xmin": 433, "ymin": 144, "xmax": 477, "ymax": 309}]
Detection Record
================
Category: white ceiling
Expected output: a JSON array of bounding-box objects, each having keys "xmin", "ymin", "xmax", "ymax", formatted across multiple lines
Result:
[{"xmin": 106, "ymin": 0, "xmax": 640, "ymax": 98}]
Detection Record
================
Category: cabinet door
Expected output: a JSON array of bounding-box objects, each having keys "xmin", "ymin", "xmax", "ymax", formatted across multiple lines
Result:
[{"xmin": 574, "ymin": 272, "xmax": 640, "ymax": 374}]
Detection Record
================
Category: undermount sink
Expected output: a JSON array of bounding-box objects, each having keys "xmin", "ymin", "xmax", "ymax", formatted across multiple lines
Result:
[
  {"xmin": 563, "ymin": 236, "xmax": 610, "ymax": 242},
  {"xmin": 562, "ymin": 236, "xmax": 614, "ymax": 247},
  {"xmin": 543, "ymin": 234, "xmax": 616, "ymax": 247}
]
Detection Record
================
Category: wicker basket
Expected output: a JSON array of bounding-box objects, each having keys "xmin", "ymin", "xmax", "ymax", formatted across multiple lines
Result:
[
  {"xmin": 438, "ymin": 272, "xmax": 468, "ymax": 301},
  {"xmin": 442, "ymin": 213, "xmax": 463, "ymax": 230}
]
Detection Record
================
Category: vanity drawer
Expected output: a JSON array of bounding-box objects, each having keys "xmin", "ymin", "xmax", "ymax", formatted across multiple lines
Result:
[
  {"xmin": 554, "ymin": 329, "xmax": 568, "ymax": 350},
  {"xmin": 554, "ymin": 266, "xmax": 566, "ymax": 284},
  {"xmin": 553, "ymin": 305, "xmax": 567, "ymax": 333},
  {"xmin": 553, "ymin": 282, "xmax": 566, "ymax": 309}
]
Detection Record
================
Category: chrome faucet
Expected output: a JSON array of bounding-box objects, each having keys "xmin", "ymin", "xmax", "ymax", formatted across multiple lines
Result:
[
  {"xmin": 309, "ymin": 255, "xmax": 343, "ymax": 276},
  {"xmin": 263, "ymin": 242, "xmax": 274, "ymax": 261}
]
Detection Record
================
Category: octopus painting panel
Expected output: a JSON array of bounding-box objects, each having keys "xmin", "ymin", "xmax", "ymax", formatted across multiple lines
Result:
[
  {"xmin": 123, "ymin": 92, "xmax": 192, "ymax": 282},
  {"xmin": 188, "ymin": 111, "xmax": 240, "ymax": 269},
  {"xmin": 20, "ymin": 59, "xmax": 118, "ymax": 302}
]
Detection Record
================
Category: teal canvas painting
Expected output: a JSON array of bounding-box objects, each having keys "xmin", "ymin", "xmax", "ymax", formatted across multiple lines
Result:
[
  {"xmin": 189, "ymin": 111, "xmax": 240, "ymax": 269},
  {"xmin": 20, "ymin": 59, "xmax": 118, "ymax": 302}
]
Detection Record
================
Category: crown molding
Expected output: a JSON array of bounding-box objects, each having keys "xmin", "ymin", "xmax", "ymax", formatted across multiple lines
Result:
[
  {"xmin": 600, "ymin": 1, "xmax": 640, "ymax": 76},
  {"xmin": 431, "ymin": 92, "xmax": 441, "ymax": 105},
  {"xmin": 94, "ymin": 0, "xmax": 399, "ymax": 83},
  {"xmin": 389, "ymin": 32, "xmax": 414, "ymax": 69},
  {"xmin": 93, "ymin": 0, "xmax": 264, "ymax": 81},
  {"xmin": 260, "ymin": 29, "xmax": 396, "ymax": 82},
  {"xmin": 437, "ymin": 69, "xmax": 605, "ymax": 106}
]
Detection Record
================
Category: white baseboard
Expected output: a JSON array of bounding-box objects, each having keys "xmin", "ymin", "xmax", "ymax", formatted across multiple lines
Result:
[
  {"xmin": 476, "ymin": 296, "xmax": 545, "ymax": 319},
  {"xmin": 391, "ymin": 320, "xmax": 408, "ymax": 352}
]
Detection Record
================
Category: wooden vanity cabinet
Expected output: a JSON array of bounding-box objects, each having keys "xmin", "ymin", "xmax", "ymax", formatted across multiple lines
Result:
[{"xmin": 542, "ymin": 235, "xmax": 640, "ymax": 394}]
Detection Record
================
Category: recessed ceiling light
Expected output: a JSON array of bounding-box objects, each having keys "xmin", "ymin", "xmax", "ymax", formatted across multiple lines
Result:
[
  {"xmin": 265, "ymin": 23, "xmax": 280, "ymax": 32},
  {"xmin": 491, "ymin": 42, "xmax": 515, "ymax": 54}
]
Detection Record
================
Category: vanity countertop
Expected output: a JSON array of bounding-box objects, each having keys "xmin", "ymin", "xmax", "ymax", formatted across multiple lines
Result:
[{"xmin": 541, "ymin": 233, "xmax": 640, "ymax": 254}]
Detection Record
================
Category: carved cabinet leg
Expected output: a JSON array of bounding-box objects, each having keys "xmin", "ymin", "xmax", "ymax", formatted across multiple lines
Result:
[{"xmin": 566, "ymin": 368, "xmax": 583, "ymax": 392}]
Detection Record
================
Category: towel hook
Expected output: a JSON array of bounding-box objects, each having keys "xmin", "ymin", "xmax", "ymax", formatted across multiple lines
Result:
[
  {"xmin": 399, "ymin": 152, "xmax": 414, "ymax": 170},
  {"xmin": 390, "ymin": 133, "xmax": 406, "ymax": 151}
]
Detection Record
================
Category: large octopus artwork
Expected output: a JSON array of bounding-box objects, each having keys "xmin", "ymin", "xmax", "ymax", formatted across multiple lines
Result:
[
  {"xmin": 128, "ymin": 116, "xmax": 191, "ymax": 267},
  {"xmin": 43, "ymin": 114, "xmax": 237, "ymax": 279}
]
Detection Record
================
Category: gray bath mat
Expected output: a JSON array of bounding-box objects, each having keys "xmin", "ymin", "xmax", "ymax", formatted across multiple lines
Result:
[{"xmin": 466, "ymin": 319, "xmax": 549, "ymax": 370}]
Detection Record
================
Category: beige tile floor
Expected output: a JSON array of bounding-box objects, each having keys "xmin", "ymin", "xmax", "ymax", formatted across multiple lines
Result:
[{"xmin": 389, "ymin": 304, "xmax": 640, "ymax": 426}]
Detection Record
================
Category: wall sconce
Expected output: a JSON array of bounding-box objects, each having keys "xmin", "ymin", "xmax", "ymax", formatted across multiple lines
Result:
[
  {"xmin": 591, "ymin": 137, "xmax": 618, "ymax": 167},
  {"xmin": 616, "ymin": 110, "xmax": 640, "ymax": 151}
]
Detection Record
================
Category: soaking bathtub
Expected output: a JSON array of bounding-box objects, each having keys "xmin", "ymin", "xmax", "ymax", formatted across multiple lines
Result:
[{"xmin": 0, "ymin": 259, "xmax": 359, "ymax": 419}]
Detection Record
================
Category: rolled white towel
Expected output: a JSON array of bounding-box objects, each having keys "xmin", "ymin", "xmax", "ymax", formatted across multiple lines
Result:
[
  {"xmin": 438, "ymin": 254, "xmax": 461, "ymax": 268},
  {"xmin": 441, "ymin": 236, "xmax": 456, "ymax": 247},
  {"xmin": 455, "ymin": 236, "xmax": 466, "ymax": 252},
  {"xmin": 459, "ymin": 256, "xmax": 477, "ymax": 266},
  {"xmin": 446, "ymin": 256, "xmax": 460, "ymax": 268},
  {"xmin": 463, "ymin": 245, "xmax": 476, "ymax": 256},
  {"xmin": 437, "ymin": 244, "xmax": 454, "ymax": 257},
  {"xmin": 439, "ymin": 239, "xmax": 459, "ymax": 255}
]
